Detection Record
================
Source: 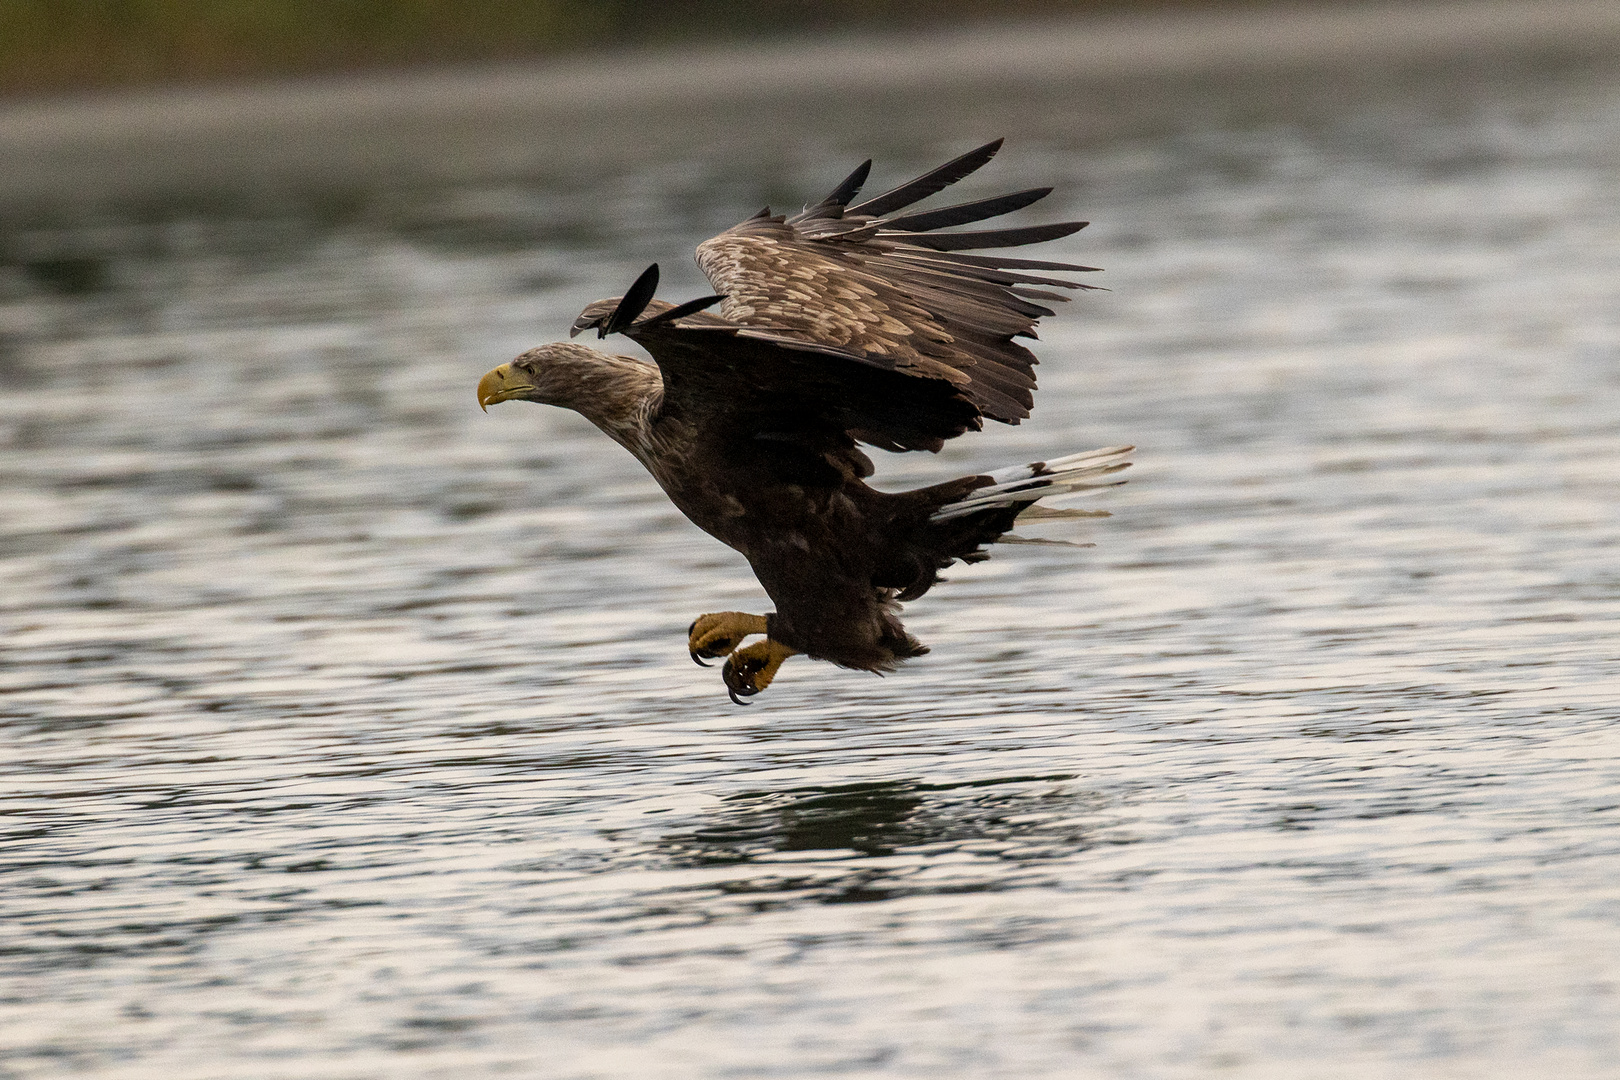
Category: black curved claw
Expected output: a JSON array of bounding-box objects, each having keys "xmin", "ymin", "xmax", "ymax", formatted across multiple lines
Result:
[
  {"xmin": 721, "ymin": 655, "xmax": 764, "ymax": 706},
  {"xmin": 687, "ymin": 619, "xmax": 710, "ymax": 665},
  {"xmin": 727, "ymin": 686, "xmax": 752, "ymax": 706}
]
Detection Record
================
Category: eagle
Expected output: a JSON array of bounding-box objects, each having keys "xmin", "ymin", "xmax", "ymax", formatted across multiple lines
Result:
[{"xmin": 477, "ymin": 140, "xmax": 1131, "ymax": 703}]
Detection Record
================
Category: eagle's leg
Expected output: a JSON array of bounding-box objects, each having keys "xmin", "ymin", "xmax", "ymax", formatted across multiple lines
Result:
[
  {"xmin": 688, "ymin": 611, "xmax": 768, "ymax": 666},
  {"xmin": 722, "ymin": 639, "xmax": 799, "ymax": 705}
]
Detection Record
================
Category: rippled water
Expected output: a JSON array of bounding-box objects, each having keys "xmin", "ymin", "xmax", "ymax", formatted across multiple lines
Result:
[{"xmin": 3, "ymin": 41, "xmax": 1619, "ymax": 1079}]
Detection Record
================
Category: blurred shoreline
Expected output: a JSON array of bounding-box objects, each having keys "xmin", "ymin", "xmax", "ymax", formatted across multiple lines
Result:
[{"xmin": 4, "ymin": 0, "xmax": 1619, "ymax": 210}]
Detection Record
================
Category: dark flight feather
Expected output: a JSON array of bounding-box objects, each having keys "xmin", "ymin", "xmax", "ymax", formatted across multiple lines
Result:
[
  {"xmin": 880, "ymin": 187, "xmax": 1052, "ymax": 232},
  {"xmin": 898, "ymin": 221, "xmax": 1089, "ymax": 251},
  {"xmin": 794, "ymin": 159, "xmax": 872, "ymax": 220},
  {"xmin": 599, "ymin": 263, "xmax": 661, "ymax": 336},
  {"xmin": 932, "ymin": 251, "xmax": 1102, "ymax": 272},
  {"xmin": 634, "ymin": 292, "xmax": 728, "ymax": 329},
  {"xmin": 845, "ymin": 138, "xmax": 1004, "ymax": 218}
]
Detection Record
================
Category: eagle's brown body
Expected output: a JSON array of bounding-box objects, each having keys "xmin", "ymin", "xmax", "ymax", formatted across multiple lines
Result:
[
  {"xmin": 478, "ymin": 140, "xmax": 1132, "ymax": 699},
  {"xmin": 517, "ymin": 340, "xmax": 1020, "ymax": 672}
]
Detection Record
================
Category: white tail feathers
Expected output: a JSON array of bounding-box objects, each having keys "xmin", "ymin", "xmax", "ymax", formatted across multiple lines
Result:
[
  {"xmin": 1013, "ymin": 504, "xmax": 1113, "ymax": 523},
  {"xmin": 994, "ymin": 534, "xmax": 1096, "ymax": 547},
  {"xmin": 929, "ymin": 445, "xmax": 1133, "ymax": 523}
]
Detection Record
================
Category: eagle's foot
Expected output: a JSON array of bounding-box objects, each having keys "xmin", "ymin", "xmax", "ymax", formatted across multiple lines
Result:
[
  {"xmin": 721, "ymin": 639, "xmax": 798, "ymax": 705},
  {"xmin": 688, "ymin": 611, "xmax": 769, "ymax": 667}
]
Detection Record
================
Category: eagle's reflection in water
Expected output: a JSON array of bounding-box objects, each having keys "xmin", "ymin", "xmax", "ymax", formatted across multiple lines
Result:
[{"xmin": 661, "ymin": 775, "xmax": 1118, "ymax": 906}]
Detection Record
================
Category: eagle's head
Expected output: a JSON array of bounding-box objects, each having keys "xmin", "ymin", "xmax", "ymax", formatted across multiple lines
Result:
[
  {"xmin": 476, "ymin": 342, "xmax": 610, "ymax": 412},
  {"xmin": 476, "ymin": 342, "xmax": 663, "ymax": 453}
]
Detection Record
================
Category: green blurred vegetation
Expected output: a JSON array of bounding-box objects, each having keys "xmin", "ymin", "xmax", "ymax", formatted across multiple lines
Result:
[{"xmin": 0, "ymin": 0, "xmax": 1262, "ymax": 96}]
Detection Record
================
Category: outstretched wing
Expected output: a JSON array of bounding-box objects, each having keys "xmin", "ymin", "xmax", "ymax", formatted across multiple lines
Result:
[
  {"xmin": 576, "ymin": 267, "xmax": 983, "ymax": 482},
  {"xmin": 693, "ymin": 139, "xmax": 1099, "ymax": 424}
]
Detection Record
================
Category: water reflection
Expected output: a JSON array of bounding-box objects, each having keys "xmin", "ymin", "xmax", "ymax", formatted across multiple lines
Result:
[
  {"xmin": 680, "ymin": 775, "xmax": 1098, "ymax": 860},
  {"xmin": 657, "ymin": 775, "xmax": 1114, "ymax": 905}
]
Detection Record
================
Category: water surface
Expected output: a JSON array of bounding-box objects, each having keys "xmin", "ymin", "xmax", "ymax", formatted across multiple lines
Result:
[{"xmin": 2, "ymin": 34, "xmax": 1618, "ymax": 1080}]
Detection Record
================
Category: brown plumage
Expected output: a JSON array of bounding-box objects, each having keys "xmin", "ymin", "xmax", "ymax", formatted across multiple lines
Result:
[{"xmin": 478, "ymin": 140, "xmax": 1131, "ymax": 702}]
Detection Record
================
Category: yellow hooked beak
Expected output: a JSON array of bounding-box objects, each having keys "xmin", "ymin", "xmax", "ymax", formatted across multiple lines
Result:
[{"xmin": 476, "ymin": 363, "xmax": 537, "ymax": 412}]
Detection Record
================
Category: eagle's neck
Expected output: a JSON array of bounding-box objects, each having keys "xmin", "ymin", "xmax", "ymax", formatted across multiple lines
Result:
[{"xmin": 545, "ymin": 344, "xmax": 663, "ymax": 458}]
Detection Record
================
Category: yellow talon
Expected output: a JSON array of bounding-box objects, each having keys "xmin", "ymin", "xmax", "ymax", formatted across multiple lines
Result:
[
  {"xmin": 687, "ymin": 611, "xmax": 769, "ymax": 666},
  {"xmin": 722, "ymin": 639, "xmax": 798, "ymax": 704}
]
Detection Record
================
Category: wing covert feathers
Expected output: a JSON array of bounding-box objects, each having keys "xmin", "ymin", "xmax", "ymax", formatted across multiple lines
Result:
[{"xmin": 696, "ymin": 140, "xmax": 1098, "ymax": 425}]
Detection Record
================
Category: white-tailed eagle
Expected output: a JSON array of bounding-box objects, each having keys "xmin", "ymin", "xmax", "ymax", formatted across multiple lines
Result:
[{"xmin": 478, "ymin": 140, "xmax": 1131, "ymax": 702}]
